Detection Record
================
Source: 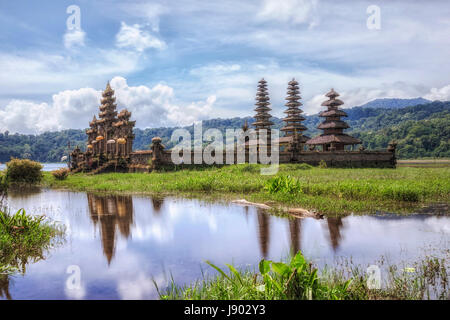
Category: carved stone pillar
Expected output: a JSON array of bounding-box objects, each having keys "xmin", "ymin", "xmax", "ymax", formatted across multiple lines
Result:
[{"xmin": 151, "ymin": 137, "xmax": 165, "ymax": 170}]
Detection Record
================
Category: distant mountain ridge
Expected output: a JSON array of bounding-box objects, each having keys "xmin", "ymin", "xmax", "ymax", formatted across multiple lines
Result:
[{"xmin": 354, "ymin": 98, "xmax": 431, "ymax": 109}]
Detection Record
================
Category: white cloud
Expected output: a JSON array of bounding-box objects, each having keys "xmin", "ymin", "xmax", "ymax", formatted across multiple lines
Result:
[
  {"xmin": 117, "ymin": 272, "xmax": 166, "ymax": 300},
  {"xmin": 0, "ymin": 88, "xmax": 100, "ymax": 134},
  {"xmin": 0, "ymin": 100, "xmax": 56, "ymax": 133},
  {"xmin": 0, "ymin": 50, "xmax": 143, "ymax": 97},
  {"xmin": 424, "ymin": 84, "xmax": 450, "ymax": 101},
  {"xmin": 257, "ymin": 0, "xmax": 319, "ymax": 27},
  {"xmin": 119, "ymin": 2, "xmax": 168, "ymax": 32},
  {"xmin": 111, "ymin": 76, "xmax": 215, "ymax": 127},
  {"xmin": 190, "ymin": 63, "xmax": 241, "ymax": 76},
  {"xmin": 65, "ymin": 284, "xmax": 87, "ymax": 300},
  {"xmin": 0, "ymin": 77, "xmax": 216, "ymax": 134},
  {"xmin": 115, "ymin": 22, "xmax": 166, "ymax": 52},
  {"xmin": 64, "ymin": 29, "xmax": 86, "ymax": 49}
]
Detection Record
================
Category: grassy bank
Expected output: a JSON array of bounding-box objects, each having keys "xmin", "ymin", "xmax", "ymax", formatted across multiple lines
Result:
[
  {"xmin": 41, "ymin": 165, "xmax": 450, "ymax": 215},
  {"xmin": 0, "ymin": 207, "xmax": 64, "ymax": 299},
  {"xmin": 160, "ymin": 252, "xmax": 449, "ymax": 300}
]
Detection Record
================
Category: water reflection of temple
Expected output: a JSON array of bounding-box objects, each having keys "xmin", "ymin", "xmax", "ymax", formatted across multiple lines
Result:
[
  {"xmin": 288, "ymin": 219, "xmax": 302, "ymax": 254},
  {"xmin": 255, "ymin": 209, "xmax": 344, "ymax": 258},
  {"xmin": 151, "ymin": 197, "xmax": 164, "ymax": 215},
  {"xmin": 87, "ymin": 194, "xmax": 134, "ymax": 264},
  {"xmin": 256, "ymin": 209, "xmax": 271, "ymax": 258},
  {"xmin": 0, "ymin": 276, "xmax": 11, "ymax": 300},
  {"xmin": 256, "ymin": 210, "xmax": 303, "ymax": 258},
  {"xmin": 326, "ymin": 217, "xmax": 343, "ymax": 251},
  {"xmin": 87, "ymin": 194, "xmax": 166, "ymax": 264}
]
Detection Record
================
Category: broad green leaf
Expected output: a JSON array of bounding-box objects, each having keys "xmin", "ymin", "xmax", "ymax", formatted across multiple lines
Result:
[
  {"xmin": 259, "ymin": 259, "xmax": 271, "ymax": 275},
  {"xmin": 271, "ymin": 262, "xmax": 291, "ymax": 277},
  {"xmin": 290, "ymin": 251, "xmax": 306, "ymax": 268}
]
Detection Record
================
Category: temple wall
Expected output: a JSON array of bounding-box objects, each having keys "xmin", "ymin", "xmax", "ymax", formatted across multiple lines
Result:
[
  {"xmin": 292, "ymin": 150, "xmax": 396, "ymax": 168},
  {"xmin": 128, "ymin": 148, "xmax": 396, "ymax": 169},
  {"xmin": 128, "ymin": 151, "xmax": 152, "ymax": 173}
]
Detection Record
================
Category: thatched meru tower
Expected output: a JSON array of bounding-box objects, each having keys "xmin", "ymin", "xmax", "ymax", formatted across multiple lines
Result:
[
  {"xmin": 306, "ymin": 88, "xmax": 360, "ymax": 151},
  {"xmin": 279, "ymin": 79, "xmax": 310, "ymax": 149},
  {"xmin": 281, "ymin": 79, "xmax": 307, "ymax": 137},
  {"xmin": 252, "ymin": 79, "xmax": 273, "ymax": 148},
  {"xmin": 252, "ymin": 78, "xmax": 273, "ymax": 132}
]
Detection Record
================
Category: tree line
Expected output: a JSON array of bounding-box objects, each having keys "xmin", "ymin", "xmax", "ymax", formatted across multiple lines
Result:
[{"xmin": 0, "ymin": 101, "xmax": 448, "ymax": 162}]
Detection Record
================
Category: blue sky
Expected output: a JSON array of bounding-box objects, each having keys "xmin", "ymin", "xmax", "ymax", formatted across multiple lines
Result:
[{"xmin": 1, "ymin": 0, "xmax": 450, "ymax": 133}]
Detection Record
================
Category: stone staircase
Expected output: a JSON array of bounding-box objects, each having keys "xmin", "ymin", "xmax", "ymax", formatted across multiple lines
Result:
[
  {"xmin": 70, "ymin": 161, "xmax": 85, "ymax": 174},
  {"xmin": 88, "ymin": 160, "xmax": 118, "ymax": 175}
]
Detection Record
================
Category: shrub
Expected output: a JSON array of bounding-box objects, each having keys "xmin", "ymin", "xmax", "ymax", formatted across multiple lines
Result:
[
  {"xmin": 265, "ymin": 175, "xmax": 301, "ymax": 194},
  {"xmin": 297, "ymin": 163, "xmax": 313, "ymax": 170},
  {"xmin": 5, "ymin": 159, "xmax": 43, "ymax": 184},
  {"xmin": 318, "ymin": 160, "xmax": 328, "ymax": 168},
  {"xmin": 52, "ymin": 168, "xmax": 70, "ymax": 180}
]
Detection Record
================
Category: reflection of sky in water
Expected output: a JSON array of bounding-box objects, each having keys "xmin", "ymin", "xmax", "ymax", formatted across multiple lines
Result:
[
  {"xmin": 2, "ymin": 189, "xmax": 449, "ymax": 300},
  {"xmin": 0, "ymin": 163, "xmax": 66, "ymax": 172}
]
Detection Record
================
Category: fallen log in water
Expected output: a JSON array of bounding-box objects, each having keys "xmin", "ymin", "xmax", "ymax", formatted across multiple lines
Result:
[
  {"xmin": 287, "ymin": 208, "xmax": 324, "ymax": 219},
  {"xmin": 232, "ymin": 199, "xmax": 272, "ymax": 210},
  {"xmin": 232, "ymin": 199, "xmax": 323, "ymax": 219}
]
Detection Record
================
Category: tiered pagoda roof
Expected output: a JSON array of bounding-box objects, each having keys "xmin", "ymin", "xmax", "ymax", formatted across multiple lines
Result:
[
  {"xmin": 252, "ymin": 78, "xmax": 273, "ymax": 131},
  {"xmin": 83, "ymin": 81, "xmax": 136, "ymax": 156},
  {"xmin": 279, "ymin": 78, "xmax": 309, "ymax": 144},
  {"xmin": 97, "ymin": 82, "xmax": 118, "ymax": 124},
  {"xmin": 86, "ymin": 115, "xmax": 98, "ymax": 135},
  {"xmin": 113, "ymin": 109, "xmax": 136, "ymax": 128},
  {"xmin": 306, "ymin": 89, "xmax": 361, "ymax": 148}
]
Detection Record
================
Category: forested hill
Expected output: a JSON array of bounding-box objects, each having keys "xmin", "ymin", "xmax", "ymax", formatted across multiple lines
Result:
[
  {"xmin": 0, "ymin": 101, "xmax": 448, "ymax": 162},
  {"xmin": 354, "ymin": 97, "xmax": 431, "ymax": 109}
]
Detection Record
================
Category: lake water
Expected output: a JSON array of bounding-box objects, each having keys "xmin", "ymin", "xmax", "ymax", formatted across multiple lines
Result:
[
  {"xmin": 0, "ymin": 162, "xmax": 67, "ymax": 172},
  {"xmin": 1, "ymin": 188, "xmax": 449, "ymax": 300}
]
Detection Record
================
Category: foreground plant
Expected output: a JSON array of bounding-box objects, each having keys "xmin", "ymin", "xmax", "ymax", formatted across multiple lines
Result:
[
  {"xmin": 0, "ymin": 208, "xmax": 64, "ymax": 299},
  {"xmin": 159, "ymin": 251, "xmax": 449, "ymax": 300},
  {"xmin": 159, "ymin": 252, "xmax": 359, "ymax": 300}
]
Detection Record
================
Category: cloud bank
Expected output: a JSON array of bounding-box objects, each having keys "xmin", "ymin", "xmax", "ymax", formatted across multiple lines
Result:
[{"xmin": 0, "ymin": 77, "xmax": 215, "ymax": 134}]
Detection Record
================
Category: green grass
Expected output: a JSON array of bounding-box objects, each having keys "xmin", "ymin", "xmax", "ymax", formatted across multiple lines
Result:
[
  {"xmin": 160, "ymin": 252, "xmax": 449, "ymax": 300},
  {"xmin": 0, "ymin": 208, "xmax": 64, "ymax": 276},
  {"xmin": 1, "ymin": 206, "xmax": 64, "ymax": 299},
  {"xmin": 41, "ymin": 165, "xmax": 450, "ymax": 215}
]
